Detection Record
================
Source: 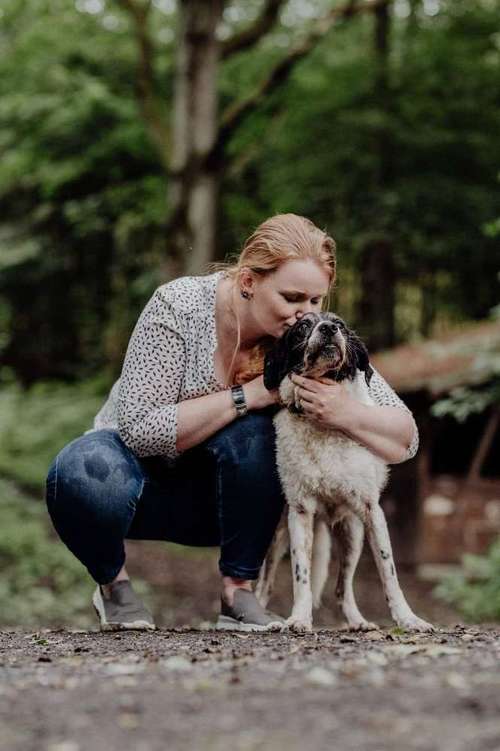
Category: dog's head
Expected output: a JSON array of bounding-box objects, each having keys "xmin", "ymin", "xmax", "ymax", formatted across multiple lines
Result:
[{"xmin": 263, "ymin": 312, "xmax": 373, "ymax": 391}]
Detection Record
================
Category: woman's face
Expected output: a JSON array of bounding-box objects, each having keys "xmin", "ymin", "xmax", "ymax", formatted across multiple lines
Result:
[{"xmin": 248, "ymin": 258, "xmax": 332, "ymax": 339}]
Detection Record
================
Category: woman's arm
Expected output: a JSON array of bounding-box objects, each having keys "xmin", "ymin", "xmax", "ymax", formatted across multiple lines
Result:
[
  {"xmin": 290, "ymin": 370, "xmax": 418, "ymax": 464},
  {"xmin": 117, "ymin": 287, "xmax": 278, "ymax": 459},
  {"xmin": 331, "ymin": 400, "xmax": 415, "ymax": 464},
  {"xmin": 117, "ymin": 291, "xmax": 185, "ymax": 460},
  {"xmin": 176, "ymin": 376, "xmax": 277, "ymax": 453}
]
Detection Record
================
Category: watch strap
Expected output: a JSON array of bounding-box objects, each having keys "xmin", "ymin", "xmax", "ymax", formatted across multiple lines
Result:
[{"xmin": 230, "ymin": 385, "xmax": 248, "ymax": 417}]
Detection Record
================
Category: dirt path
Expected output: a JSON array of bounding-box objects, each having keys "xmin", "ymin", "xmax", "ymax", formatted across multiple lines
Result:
[{"xmin": 2, "ymin": 626, "xmax": 500, "ymax": 751}]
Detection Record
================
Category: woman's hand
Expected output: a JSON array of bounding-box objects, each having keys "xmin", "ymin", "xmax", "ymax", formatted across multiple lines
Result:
[
  {"xmin": 243, "ymin": 374, "xmax": 280, "ymax": 410},
  {"xmin": 290, "ymin": 373, "xmax": 417, "ymax": 464},
  {"xmin": 290, "ymin": 373, "xmax": 353, "ymax": 430}
]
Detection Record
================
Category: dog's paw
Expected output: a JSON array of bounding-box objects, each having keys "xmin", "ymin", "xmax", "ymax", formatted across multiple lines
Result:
[
  {"xmin": 347, "ymin": 620, "xmax": 379, "ymax": 632},
  {"xmin": 286, "ymin": 616, "xmax": 313, "ymax": 633},
  {"xmin": 396, "ymin": 615, "xmax": 435, "ymax": 633}
]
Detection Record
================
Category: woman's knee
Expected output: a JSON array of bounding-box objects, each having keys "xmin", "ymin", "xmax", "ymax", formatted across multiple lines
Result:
[{"xmin": 45, "ymin": 430, "xmax": 144, "ymax": 527}]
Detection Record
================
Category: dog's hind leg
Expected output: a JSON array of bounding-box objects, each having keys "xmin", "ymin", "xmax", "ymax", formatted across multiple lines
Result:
[
  {"xmin": 364, "ymin": 501, "xmax": 434, "ymax": 632},
  {"xmin": 311, "ymin": 519, "xmax": 331, "ymax": 609},
  {"xmin": 286, "ymin": 505, "xmax": 315, "ymax": 632},
  {"xmin": 255, "ymin": 513, "xmax": 289, "ymax": 608},
  {"xmin": 334, "ymin": 513, "xmax": 378, "ymax": 631}
]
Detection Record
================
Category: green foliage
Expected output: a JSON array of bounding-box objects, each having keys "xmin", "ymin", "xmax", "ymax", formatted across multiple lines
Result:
[
  {"xmin": 0, "ymin": 477, "xmax": 93, "ymax": 627},
  {"xmin": 0, "ymin": 476, "xmax": 152, "ymax": 628},
  {"xmin": 1, "ymin": 0, "xmax": 500, "ymax": 381},
  {"xmin": 431, "ymin": 379, "xmax": 500, "ymax": 422},
  {"xmin": 0, "ymin": 376, "xmax": 110, "ymax": 491},
  {"xmin": 0, "ymin": 0, "xmax": 169, "ymax": 381},
  {"xmin": 431, "ymin": 303, "xmax": 500, "ymax": 422},
  {"xmin": 223, "ymin": 1, "xmax": 500, "ymax": 330},
  {"xmin": 434, "ymin": 540, "xmax": 500, "ymax": 621}
]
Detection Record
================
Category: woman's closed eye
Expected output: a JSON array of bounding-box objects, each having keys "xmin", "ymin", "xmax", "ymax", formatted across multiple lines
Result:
[{"xmin": 282, "ymin": 294, "xmax": 322, "ymax": 305}]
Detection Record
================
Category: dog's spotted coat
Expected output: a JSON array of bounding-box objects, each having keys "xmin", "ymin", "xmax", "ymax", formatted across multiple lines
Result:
[
  {"xmin": 92, "ymin": 272, "xmax": 419, "ymax": 461},
  {"xmin": 256, "ymin": 313, "xmax": 433, "ymax": 633}
]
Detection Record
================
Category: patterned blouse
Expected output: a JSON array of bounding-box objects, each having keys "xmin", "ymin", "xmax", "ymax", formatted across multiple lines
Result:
[{"xmin": 92, "ymin": 271, "xmax": 419, "ymax": 462}]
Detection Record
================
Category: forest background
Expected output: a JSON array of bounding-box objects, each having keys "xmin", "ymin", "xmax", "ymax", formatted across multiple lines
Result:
[{"xmin": 0, "ymin": 0, "xmax": 499, "ymax": 628}]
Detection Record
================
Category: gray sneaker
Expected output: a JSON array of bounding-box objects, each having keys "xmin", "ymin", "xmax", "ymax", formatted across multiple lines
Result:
[
  {"xmin": 92, "ymin": 581, "xmax": 156, "ymax": 631},
  {"xmin": 216, "ymin": 590, "xmax": 284, "ymax": 632}
]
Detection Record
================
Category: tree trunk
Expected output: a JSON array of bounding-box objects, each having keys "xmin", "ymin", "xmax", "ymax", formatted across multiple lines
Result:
[
  {"xmin": 358, "ymin": 1, "xmax": 396, "ymax": 352},
  {"xmin": 164, "ymin": 0, "xmax": 224, "ymax": 280},
  {"xmin": 359, "ymin": 238, "xmax": 396, "ymax": 350}
]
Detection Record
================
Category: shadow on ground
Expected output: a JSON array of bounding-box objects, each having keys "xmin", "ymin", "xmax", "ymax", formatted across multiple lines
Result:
[{"xmin": 124, "ymin": 540, "xmax": 461, "ymax": 630}]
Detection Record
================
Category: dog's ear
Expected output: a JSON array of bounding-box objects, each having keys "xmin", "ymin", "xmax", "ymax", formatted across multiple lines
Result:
[
  {"xmin": 351, "ymin": 334, "xmax": 374, "ymax": 387},
  {"xmin": 263, "ymin": 345, "xmax": 286, "ymax": 391},
  {"xmin": 263, "ymin": 329, "xmax": 304, "ymax": 390}
]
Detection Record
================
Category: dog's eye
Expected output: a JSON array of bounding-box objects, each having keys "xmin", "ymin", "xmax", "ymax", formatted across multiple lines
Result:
[{"xmin": 297, "ymin": 320, "xmax": 311, "ymax": 331}]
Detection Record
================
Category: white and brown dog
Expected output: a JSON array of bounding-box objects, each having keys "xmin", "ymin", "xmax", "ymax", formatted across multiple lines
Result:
[{"xmin": 256, "ymin": 312, "xmax": 433, "ymax": 633}]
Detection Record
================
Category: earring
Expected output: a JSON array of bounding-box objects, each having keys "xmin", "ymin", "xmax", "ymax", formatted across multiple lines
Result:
[{"xmin": 240, "ymin": 289, "xmax": 253, "ymax": 300}]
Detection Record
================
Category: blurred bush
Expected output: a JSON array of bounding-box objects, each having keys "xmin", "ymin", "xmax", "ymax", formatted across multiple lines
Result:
[
  {"xmin": 0, "ymin": 476, "xmax": 155, "ymax": 629},
  {"xmin": 0, "ymin": 376, "xmax": 158, "ymax": 628},
  {"xmin": 434, "ymin": 540, "xmax": 500, "ymax": 621},
  {"xmin": 0, "ymin": 476, "xmax": 94, "ymax": 627},
  {"xmin": 0, "ymin": 375, "xmax": 110, "ymax": 491}
]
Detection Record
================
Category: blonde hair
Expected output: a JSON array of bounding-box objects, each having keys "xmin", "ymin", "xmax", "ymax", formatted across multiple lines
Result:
[{"xmin": 206, "ymin": 213, "xmax": 337, "ymax": 386}]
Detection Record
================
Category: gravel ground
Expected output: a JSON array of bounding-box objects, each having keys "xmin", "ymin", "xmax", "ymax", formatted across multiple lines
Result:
[{"xmin": 1, "ymin": 625, "xmax": 500, "ymax": 751}]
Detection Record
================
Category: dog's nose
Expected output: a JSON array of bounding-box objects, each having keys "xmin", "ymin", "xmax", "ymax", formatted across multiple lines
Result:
[{"xmin": 319, "ymin": 320, "xmax": 337, "ymax": 332}]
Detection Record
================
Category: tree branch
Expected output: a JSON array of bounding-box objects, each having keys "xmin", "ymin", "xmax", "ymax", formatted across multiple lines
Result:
[
  {"xmin": 220, "ymin": 0, "xmax": 286, "ymax": 60},
  {"xmin": 214, "ymin": 0, "xmax": 391, "ymax": 159},
  {"xmin": 116, "ymin": 0, "xmax": 170, "ymax": 169}
]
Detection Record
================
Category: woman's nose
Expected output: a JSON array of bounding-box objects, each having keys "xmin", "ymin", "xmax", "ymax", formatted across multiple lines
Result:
[{"xmin": 296, "ymin": 303, "xmax": 312, "ymax": 319}]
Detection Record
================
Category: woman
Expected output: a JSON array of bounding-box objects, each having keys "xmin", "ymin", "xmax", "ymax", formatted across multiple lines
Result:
[{"xmin": 45, "ymin": 214, "xmax": 418, "ymax": 632}]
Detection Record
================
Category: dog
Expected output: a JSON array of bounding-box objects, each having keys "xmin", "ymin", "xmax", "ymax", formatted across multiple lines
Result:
[{"xmin": 256, "ymin": 312, "xmax": 433, "ymax": 633}]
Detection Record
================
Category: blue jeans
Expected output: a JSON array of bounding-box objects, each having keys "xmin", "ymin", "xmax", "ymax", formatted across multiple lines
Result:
[{"xmin": 45, "ymin": 412, "xmax": 285, "ymax": 585}]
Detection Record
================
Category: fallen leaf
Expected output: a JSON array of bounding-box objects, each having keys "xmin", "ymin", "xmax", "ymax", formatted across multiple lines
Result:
[
  {"xmin": 306, "ymin": 667, "xmax": 337, "ymax": 686},
  {"xmin": 113, "ymin": 676, "xmax": 138, "ymax": 688},
  {"xmin": 366, "ymin": 651, "xmax": 389, "ymax": 667},
  {"xmin": 103, "ymin": 663, "xmax": 145, "ymax": 676},
  {"xmin": 422, "ymin": 646, "xmax": 462, "ymax": 658},
  {"xmin": 445, "ymin": 672, "xmax": 469, "ymax": 689},
  {"xmin": 117, "ymin": 713, "xmax": 140, "ymax": 729},
  {"xmin": 161, "ymin": 656, "xmax": 193, "ymax": 672},
  {"xmin": 47, "ymin": 742, "xmax": 80, "ymax": 751},
  {"xmin": 364, "ymin": 630, "xmax": 384, "ymax": 641},
  {"xmin": 383, "ymin": 645, "xmax": 423, "ymax": 657}
]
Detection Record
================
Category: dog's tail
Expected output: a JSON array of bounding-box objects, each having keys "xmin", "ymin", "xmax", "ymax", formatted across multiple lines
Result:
[{"xmin": 311, "ymin": 519, "xmax": 331, "ymax": 609}]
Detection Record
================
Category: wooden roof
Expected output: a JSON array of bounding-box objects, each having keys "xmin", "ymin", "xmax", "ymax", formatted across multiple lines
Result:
[{"xmin": 371, "ymin": 319, "xmax": 500, "ymax": 396}]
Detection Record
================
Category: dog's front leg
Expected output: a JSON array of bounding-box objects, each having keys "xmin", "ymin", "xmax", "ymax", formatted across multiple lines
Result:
[
  {"xmin": 335, "ymin": 513, "xmax": 378, "ymax": 631},
  {"xmin": 286, "ymin": 505, "xmax": 315, "ymax": 633},
  {"xmin": 364, "ymin": 502, "xmax": 434, "ymax": 632}
]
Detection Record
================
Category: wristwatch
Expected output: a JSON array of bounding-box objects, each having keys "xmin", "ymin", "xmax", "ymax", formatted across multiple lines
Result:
[{"xmin": 230, "ymin": 385, "xmax": 248, "ymax": 418}]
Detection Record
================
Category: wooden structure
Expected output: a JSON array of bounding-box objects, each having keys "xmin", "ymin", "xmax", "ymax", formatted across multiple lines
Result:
[{"xmin": 372, "ymin": 319, "xmax": 500, "ymax": 567}]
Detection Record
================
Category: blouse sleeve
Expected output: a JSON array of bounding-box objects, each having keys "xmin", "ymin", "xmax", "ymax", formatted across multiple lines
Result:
[
  {"xmin": 117, "ymin": 287, "xmax": 186, "ymax": 460},
  {"xmin": 368, "ymin": 367, "xmax": 419, "ymax": 461}
]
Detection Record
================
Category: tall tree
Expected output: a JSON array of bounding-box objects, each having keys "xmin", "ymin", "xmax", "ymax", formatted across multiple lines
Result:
[
  {"xmin": 358, "ymin": 0, "xmax": 395, "ymax": 351},
  {"xmin": 119, "ymin": 0, "xmax": 389, "ymax": 277}
]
